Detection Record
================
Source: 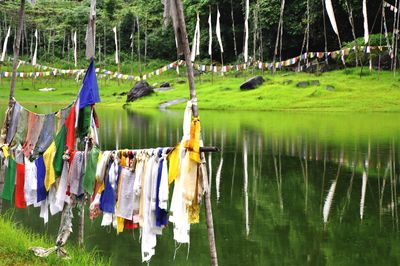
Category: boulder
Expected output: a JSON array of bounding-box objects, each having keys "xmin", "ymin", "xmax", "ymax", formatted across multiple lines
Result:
[
  {"xmin": 160, "ymin": 82, "xmax": 170, "ymax": 88},
  {"xmin": 326, "ymin": 85, "xmax": 335, "ymax": 91},
  {"xmin": 296, "ymin": 81, "xmax": 309, "ymax": 88},
  {"xmin": 126, "ymin": 81, "xmax": 154, "ymax": 102},
  {"xmin": 282, "ymin": 80, "xmax": 293, "ymax": 85},
  {"xmin": 240, "ymin": 76, "xmax": 265, "ymax": 90},
  {"xmin": 310, "ymin": 80, "xmax": 320, "ymax": 86}
]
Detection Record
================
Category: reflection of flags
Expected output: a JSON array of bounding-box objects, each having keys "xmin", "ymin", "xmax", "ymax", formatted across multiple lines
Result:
[
  {"xmin": 208, "ymin": 13, "xmax": 212, "ymax": 56},
  {"xmin": 216, "ymin": 9, "xmax": 223, "ymax": 53},
  {"xmin": 113, "ymin": 26, "xmax": 119, "ymax": 64},
  {"xmin": 32, "ymin": 29, "xmax": 38, "ymax": 66},
  {"xmin": 363, "ymin": 0, "xmax": 369, "ymax": 44},
  {"xmin": 244, "ymin": 0, "xmax": 249, "ymax": 62},
  {"xmin": 325, "ymin": 0, "xmax": 339, "ymax": 36},
  {"xmin": 1, "ymin": 27, "xmax": 11, "ymax": 62}
]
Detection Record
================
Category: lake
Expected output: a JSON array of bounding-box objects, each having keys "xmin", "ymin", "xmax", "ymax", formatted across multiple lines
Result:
[{"xmin": 2, "ymin": 104, "xmax": 400, "ymax": 265}]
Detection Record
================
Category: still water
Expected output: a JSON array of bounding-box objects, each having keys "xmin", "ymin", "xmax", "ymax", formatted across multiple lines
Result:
[{"xmin": 2, "ymin": 105, "xmax": 400, "ymax": 265}]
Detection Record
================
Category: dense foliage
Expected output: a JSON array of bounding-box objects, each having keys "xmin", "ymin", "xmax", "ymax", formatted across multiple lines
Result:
[{"xmin": 0, "ymin": 0, "xmax": 388, "ymax": 66}]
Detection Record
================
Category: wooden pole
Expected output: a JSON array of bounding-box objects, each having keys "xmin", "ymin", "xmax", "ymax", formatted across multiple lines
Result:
[
  {"xmin": 172, "ymin": 0, "xmax": 218, "ymax": 265},
  {"xmin": 9, "ymin": 0, "xmax": 25, "ymax": 102},
  {"xmin": 0, "ymin": 0, "xmax": 25, "ymax": 213}
]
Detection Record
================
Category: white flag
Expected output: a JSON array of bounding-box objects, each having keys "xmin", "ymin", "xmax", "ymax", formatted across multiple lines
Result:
[
  {"xmin": 32, "ymin": 29, "xmax": 38, "ymax": 66},
  {"xmin": 244, "ymin": 0, "xmax": 249, "ymax": 62},
  {"xmin": 196, "ymin": 13, "xmax": 200, "ymax": 56},
  {"xmin": 208, "ymin": 13, "xmax": 212, "ymax": 56},
  {"xmin": 216, "ymin": 9, "xmax": 223, "ymax": 53},
  {"xmin": 73, "ymin": 31, "xmax": 77, "ymax": 67},
  {"xmin": 191, "ymin": 13, "xmax": 200, "ymax": 62},
  {"xmin": 363, "ymin": 0, "xmax": 369, "ymax": 44},
  {"xmin": 113, "ymin": 26, "xmax": 119, "ymax": 64},
  {"xmin": 325, "ymin": 0, "xmax": 339, "ymax": 36},
  {"xmin": 1, "ymin": 27, "xmax": 11, "ymax": 62}
]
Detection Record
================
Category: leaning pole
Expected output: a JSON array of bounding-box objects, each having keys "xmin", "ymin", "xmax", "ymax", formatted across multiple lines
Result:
[{"xmin": 170, "ymin": 0, "xmax": 218, "ymax": 265}]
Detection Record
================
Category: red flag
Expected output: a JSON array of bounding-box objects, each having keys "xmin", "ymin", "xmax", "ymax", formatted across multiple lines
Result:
[{"xmin": 15, "ymin": 163, "xmax": 26, "ymax": 208}]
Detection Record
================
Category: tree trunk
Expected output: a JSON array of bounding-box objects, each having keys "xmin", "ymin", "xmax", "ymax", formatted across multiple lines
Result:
[
  {"xmin": 137, "ymin": 16, "xmax": 142, "ymax": 79},
  {"xmin": 230, "ymin": 0, "xmax": 237, "ymax": 58},
  {"xmin": 9, "ymin": 0, "xmax": 25, "ymax": 102}
]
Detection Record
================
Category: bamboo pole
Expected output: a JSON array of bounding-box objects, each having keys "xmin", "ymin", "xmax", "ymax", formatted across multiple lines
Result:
[{"xmin": 172, "ymin": 0, "xmax": 218, "ymax": 264}]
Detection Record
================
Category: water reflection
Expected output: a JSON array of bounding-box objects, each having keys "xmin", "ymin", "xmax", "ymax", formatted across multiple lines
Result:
[{"xmin": 2, "ymin": 106, "xmax": 400, "ymax": 265}]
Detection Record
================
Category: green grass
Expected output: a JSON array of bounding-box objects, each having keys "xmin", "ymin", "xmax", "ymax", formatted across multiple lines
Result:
[
  {"xmin": 0, "ymin": 212, "xmax": 108, "ymax": 266},
  {"xmin": 1, "ymin": 66, "xmax": 400, "ymax": 112}
]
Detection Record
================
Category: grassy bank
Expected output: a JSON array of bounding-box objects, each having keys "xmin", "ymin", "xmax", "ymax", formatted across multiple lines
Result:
[
  {"xmin": 1, "ymin": 66, "xmax": 400, "ymax": 112},
  {"xmin": 0, "ymin": 212, "xmax": 108, "ymax": 265}
]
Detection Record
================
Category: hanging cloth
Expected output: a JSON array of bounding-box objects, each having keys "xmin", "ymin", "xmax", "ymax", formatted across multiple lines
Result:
[
  {"xmin": 83, "ymin": 145, "xmax": 100, "ymax": 195},
  {"xmin": 73, "ymin": 31, "xmax": 77, "ymax": 67},
  {"xmin": 216, "ymin": 9, "xmax": 224, "ymax": 53},
  {"xmin": 208, "ymin": 12, "xmax": 212, "ymax": 56},
  {"xmin": 24, "ymin": 158, "xmax": 38, "ymax": 206},
  {"xmin": 1, "ymin": 27, "xmax": 11, "ymax": 62},
  {"xmin": 363, "ymin": 0, "xmax": 369, "ymax": 44},
  {"xmin": 22, "ymin": 113, "xmax": 44, "ymax": 158},
  {"xmin": 53, "ymin": 125, "xmax": 67, "ymax": 178},
  {"xmin": 36, "ymin": 155, "xmax": 47, "ymax": 202},
  {"xmin": 31, "ymin": 113, "xmax": 55, "ymax": 160},
  {"xmin": 244, "ymin": 0, "xmax": 250, "ymax": 62},
  {"xmin": 32, "ymin": 29, "xmax": 38, "ymax": 66},
  {"xmin": 325, "ymin": 0, "xmax": 339, "ymax": 36},
  {"xmin": 2, "ymin": 156, "xmax": 16, "ymax": 201},
  {"xmin": 113, "ymin": 26, "xmax": 119, "ymax": 64},
  {"xmin": 5, "ymin": 102, "xmax": 22, "ymax": 145},
  {"xmin": 15, "ymin": 162, "xmax": 27, "ymax": 208},
  {"xmin": 191, "ymin": 12, "xmax": 201, "ymax": 62}
]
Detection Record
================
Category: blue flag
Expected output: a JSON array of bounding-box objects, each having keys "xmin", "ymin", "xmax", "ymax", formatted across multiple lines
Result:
[{"xmin": 79, "ymin": 60, "xmax": 100, "ymax": 109}]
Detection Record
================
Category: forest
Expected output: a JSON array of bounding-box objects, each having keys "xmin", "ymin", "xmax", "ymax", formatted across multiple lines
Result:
[{"xmin": 0, "ymin": 0, "xmax": 386, "ymax": 66}]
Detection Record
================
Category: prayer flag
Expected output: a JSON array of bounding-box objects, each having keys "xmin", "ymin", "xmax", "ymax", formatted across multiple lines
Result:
[
  {"xmin": 325, "ymin": 0, "xmax": 339, "ymax": 36},
  {"xmin": 244, "ymin": 0, "xmax": 249, "ymax": 63},
  {"xmin": 208, "ymin": 12, "xmax": 212, "ymax": 56},
  {"xmin": 113, "ymin": 26, "xmax": 119, "ymax": 64},
  {"xmin": 73, "ymin": 31, "xmax": 77, "ymax": 67},
  {"xmin": 191, "ymin": 13, "xmax": 200, "ymax": 62},
  {"xmin": 363, "ymin": 0, "xmax": 369, "ymax": 44},
  {"xmin": 77, "ymin": 60, "xmax": 101, "ymax": 109},
  {"xmin": 216, "ymin": 9, "xmax": 223, "ymax": 53},
  {"xmin": 1, "ymin": 27, "xmax": 11, "ymax": 62}
]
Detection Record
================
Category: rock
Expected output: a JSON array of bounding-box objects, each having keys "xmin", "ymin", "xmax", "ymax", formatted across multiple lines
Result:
[
  {"xmin": 126, "ymin": 81, "xmax": 154, "ymax": 102},
  {"xmin": 283, "ymin": 80, "xmax": 293, "ymax": 85},
  {"xmin": 240, "ymin": 76, "xmax": 265, "ymax": 90},
  {"xmin": 159, "ymin": 98, "xmax": 188, "ymax": 111},
  {"xmin": 310, "ymin": 80, "xmax": 320, "ymax": 86},
  {"xmin": 326, "ymin": 85, "xmax": 335, "ymax": 91},
  {"xmin": 296, "ymin": 81, "xmax": 309, "ymax": 88},
  {"xmin": 176, "ymin": 79, "xmax": 186, "ymax": 84},
  {"xmin": 160, "ymin": 82, "xmax": 170, "ymax": 88}
]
